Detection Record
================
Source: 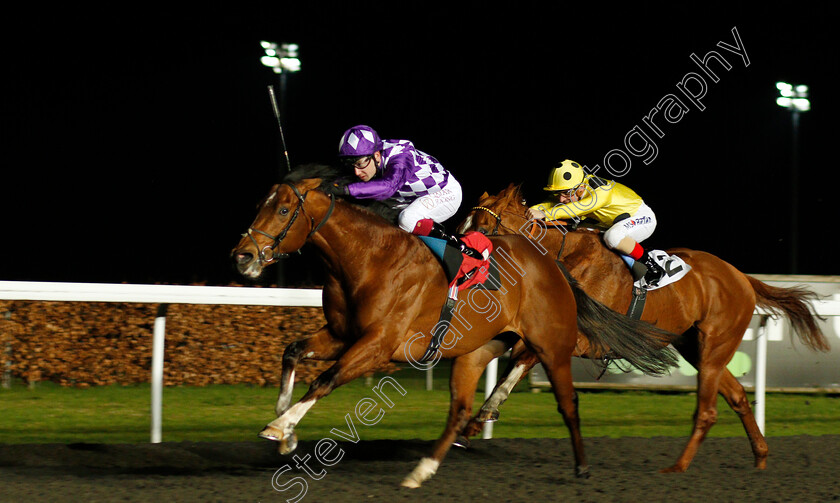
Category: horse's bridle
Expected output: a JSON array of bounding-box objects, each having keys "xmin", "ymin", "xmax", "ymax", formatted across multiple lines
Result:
[
  {"xmin": 470, "ymin": 205, "xmax": 569, "ymax": 257},
  {"xmin": 470, "ymin": 205, "xmax": 537, "ymax": 236},
  {"xmin": 470, "ymin": 206, "xmax": 506, "ymax": 236},
  {"xmin": 245, "ymin": 182, "xmax": 335, "ymax": 265}
]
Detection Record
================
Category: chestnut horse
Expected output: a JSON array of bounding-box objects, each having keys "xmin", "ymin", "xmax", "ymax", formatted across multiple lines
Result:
[
  {"xmin": 231, "ymin": 166, "xmax": 678, "ymax": 487},
  {"xmin": 455, "ymin": 183, "xmax": 830, "ymax": 473}
]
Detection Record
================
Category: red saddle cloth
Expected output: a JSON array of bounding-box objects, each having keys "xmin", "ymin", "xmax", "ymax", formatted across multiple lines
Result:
[{"xmin": 452, "ymin": 232, "xmax": 493, "ymax": 291}]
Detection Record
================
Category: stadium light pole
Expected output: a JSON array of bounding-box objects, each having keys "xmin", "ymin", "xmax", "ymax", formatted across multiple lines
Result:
[
  {"xmin": 775, "ymin": 82, "xmax": 809, "ymax": 274},
  {"xmin": 260, "ymin": 41, "xmax": 301, "ymax": 287}
]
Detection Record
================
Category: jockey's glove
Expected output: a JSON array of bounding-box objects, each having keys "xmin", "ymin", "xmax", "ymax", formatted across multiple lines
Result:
[{"xmin": 322, "ymin": 181, "xmax": 349, "ymax": 197}]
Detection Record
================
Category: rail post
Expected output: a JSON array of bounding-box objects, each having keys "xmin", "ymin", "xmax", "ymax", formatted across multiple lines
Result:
[{"xmin": 151, "ymin": 303, "xmax": 169, "ymax": 443}]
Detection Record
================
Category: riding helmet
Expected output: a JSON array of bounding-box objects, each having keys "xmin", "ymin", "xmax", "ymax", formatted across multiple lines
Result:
[
  {"xmin": 338, "ymin": 125, "xmax": 383, "ymax": 157},
  {"xmin": 544, "ymin": 159, "xmax": 585, "ymax": 191}
]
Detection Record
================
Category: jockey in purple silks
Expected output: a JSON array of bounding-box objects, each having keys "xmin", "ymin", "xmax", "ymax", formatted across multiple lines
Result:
[{"xmin": 324, "ymin": 125, "xmax": 480, "ymax": 258}]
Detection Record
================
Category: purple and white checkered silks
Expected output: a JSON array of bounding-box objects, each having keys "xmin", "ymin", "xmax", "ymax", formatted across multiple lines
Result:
[
  {"xmin": 383, "ymin": 140, "xmax": 449, "ymax": 203},
  {"xmin": 338, "ymin": 125, "xmax": 383, "ymax": 156}
]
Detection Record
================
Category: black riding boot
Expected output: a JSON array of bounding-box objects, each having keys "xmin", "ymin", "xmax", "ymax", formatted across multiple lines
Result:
[
  {"xmin": 628, "ymin": 259, "xmax": 648, "ymax": 282},
  {"xmin": 427, "ymin": 223, "xmax": 484, "ymax": 260},
  {"xmin": 641, "ymin": 250, "xmax": 665, "ymax": 287}
]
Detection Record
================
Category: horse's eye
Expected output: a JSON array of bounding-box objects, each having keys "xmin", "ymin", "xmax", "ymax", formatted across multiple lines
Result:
[{"xmin": 279, "ymin": 207, "xmax": 290, "ymax": 216}]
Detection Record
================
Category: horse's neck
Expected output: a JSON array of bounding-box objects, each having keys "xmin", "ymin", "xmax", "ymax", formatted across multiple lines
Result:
[{"xmin": 308, "ymin": 200, "xmax": 418, "ymax": 282}]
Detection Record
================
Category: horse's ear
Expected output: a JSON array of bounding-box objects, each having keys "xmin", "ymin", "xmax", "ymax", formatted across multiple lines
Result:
[
  {"xmin": 480, "ymin": 191, "xmax": 489, "ymax": 199},
  {"xmin": 297, "ymin": 178, "xmax": 323, "ymax": 192}
]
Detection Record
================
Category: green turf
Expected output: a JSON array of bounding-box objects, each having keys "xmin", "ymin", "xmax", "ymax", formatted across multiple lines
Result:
[{"xmin": 1, "ymin": 364, "xmax": 837, "ymax": 444}]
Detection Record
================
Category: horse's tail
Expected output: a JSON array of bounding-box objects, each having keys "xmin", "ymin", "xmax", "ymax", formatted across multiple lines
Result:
[
  {"xmin": 746, "ymin": 275, "xmax": 830, "ymax": 352},
  {"xmin": 557, "ymin": 264, "xmax": 679, "ymax": 376}
]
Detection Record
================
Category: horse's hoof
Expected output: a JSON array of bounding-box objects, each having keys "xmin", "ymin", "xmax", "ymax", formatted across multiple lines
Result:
[
  {"xmin": 477, "ymin": 409, "xmax": 500, "ymax": 423},
  {"xmin": 258, "ymin": 425, "xmax": 282, "ymax": 441},
  {"xmin": 659, "ymin": 464, "xmax": 687, "ymax": 474},
  {"xmin": 453, "ymin": 435, "xmax": 470, "ymax": 449},
  {"xmin": 401, "ymin": 457, "xmax": 439, "ymax": 489},
  {"xmin": 575, "ymin": 465, "xmax": 590, "ymax": 479},
  {"xmin": 279, "ymin": 432, "xmax": 298, "ymax": 455},
  {"xmin": 400, "ymin": 478, "xmax": 421, "ymax": 489}
]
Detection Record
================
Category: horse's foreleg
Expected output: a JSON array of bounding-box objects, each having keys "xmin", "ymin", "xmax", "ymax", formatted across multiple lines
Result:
[
  {"xmin": 475, "ymin": 347, "xmax": 539, "ymax": 423},
  {"xmin": 275, "ymin": 326, "xmax": 347, "ymax": 417},
  {"xmin": 454, "ymin": 336, "xmax": 526, "ymax": 443},
  {"xmin": 402, "ymin": 350, "xmax": 488, "ymax": 489},
  {"xmin": 459, "ymin": 346, "xmax": 538, "ymax": 443},
  {"xmin": 261, "ymin": 329, "xmax": 392, "ymax": 453},
  {"xmin": 664, "ymin": 320, "xmax": 749, "ymax": 473},
  {"xmin": 660, "ymin": 361, "xmax": 724, "ymax": 473},
  {"xmin": 525, "ymin": 323, "xmax": 587, "ymax": 478}
]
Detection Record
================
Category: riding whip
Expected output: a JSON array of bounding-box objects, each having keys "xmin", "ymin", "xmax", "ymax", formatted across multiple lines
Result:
[{"xmin": 268, "ymin": 84, "xmax": 292, "ymax": 174}]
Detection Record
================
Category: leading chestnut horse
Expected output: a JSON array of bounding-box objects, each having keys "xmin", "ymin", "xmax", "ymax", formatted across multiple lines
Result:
[
  {"xmin": 231, "ymin": 165, "xmax": 678, "ymax": 487},
  {"xmin": 455, "ymin": 183, "xmax": 830, "ymax": 472}
]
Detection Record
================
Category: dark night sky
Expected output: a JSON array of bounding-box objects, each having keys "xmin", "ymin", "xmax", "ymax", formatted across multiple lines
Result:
[{"xmin": 3, "ymin": 4, "xmax": 838, "ymax": 286}]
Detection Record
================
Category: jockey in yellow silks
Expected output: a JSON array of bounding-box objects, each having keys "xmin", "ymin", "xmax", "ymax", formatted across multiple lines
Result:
[{"xmin": 528, "ymin": 159, "xmax": 665, "ymax": 287}]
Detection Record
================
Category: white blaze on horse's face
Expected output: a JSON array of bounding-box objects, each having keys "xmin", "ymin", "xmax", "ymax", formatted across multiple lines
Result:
[{"xmin": 233, "ymin": 186, "xmax": 288, "ymax": 279}]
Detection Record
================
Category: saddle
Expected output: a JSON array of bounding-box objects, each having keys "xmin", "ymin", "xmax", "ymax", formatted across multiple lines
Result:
[
  {"xmin": 529, "ymin": 222, "xmax": 691, "ymax": 318},
  {"xmin": 417, "ymin": 232, "xmax": 498, "ymax": 362},
  {"xmin": 417, "ymin": 232, "xmax": 494, "ymax": 291}
]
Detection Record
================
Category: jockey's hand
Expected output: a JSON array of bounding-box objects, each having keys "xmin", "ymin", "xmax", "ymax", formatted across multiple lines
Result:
[
  {"xmin": 528, "ymin": 208, "xmax": 546, "ymax": 220},
  {"xmin": 322, "ymin": 180, "xmax": 349, "ymax": 197}
]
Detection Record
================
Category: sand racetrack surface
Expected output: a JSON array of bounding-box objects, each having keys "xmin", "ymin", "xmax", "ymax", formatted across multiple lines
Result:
[{"xmin": 1, "ymin": 436, "xmax": 838, "ymax": 502}]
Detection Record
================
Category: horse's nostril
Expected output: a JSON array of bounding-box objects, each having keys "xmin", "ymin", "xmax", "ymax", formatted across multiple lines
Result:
[{"xmin": 235, "ymin": 252, "xmax": 253, "ymax": 265}]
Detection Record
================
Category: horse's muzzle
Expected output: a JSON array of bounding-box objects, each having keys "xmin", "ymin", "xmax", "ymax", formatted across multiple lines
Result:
[
  {"xmin": 234, "ymin": 251, "xmax": 254, "ymax": 266},
  {"xmin": 232, "ymin": 249, "xmax": 263, "ymax": 280}
]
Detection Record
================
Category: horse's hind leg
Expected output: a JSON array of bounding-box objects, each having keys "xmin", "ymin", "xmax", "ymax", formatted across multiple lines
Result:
[
  {"xmin": 275, "ymin": 326, "xmax": 346, "ymax": 416},
  {"xmin": 402, "ymin": 350, "xmax": 490, "ymax": 488}
]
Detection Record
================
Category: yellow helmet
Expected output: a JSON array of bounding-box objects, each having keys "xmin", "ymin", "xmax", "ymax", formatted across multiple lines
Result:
[{"xmin": 544, "ymin": 159, "xmax": 584, "ymax": 191}]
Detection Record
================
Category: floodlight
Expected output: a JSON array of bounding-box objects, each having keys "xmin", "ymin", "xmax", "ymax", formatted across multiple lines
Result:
[{"xmin": 260, "ymin": 41, "xmax": 301, "ymax": 74}]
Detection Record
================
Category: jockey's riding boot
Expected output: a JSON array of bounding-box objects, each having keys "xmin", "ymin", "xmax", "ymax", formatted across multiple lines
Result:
[
  {"xmin": 425, "ymin": 222, "xmax": 484, "ymax": 260},
  {"xmin": 629, "ymin": 259, "xmax": 648, "ymax": 283},
  {"xmin": 641, "ymin": 250, "xmax": 665, "ymax": 287}
]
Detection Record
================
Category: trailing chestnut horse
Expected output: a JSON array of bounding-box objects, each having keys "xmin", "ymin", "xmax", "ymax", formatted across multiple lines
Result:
[
  {"xmin": 456, "ymin": 183, "xmax": 830, "ymax": 473},
  {"xmin": 231, "ymin": 165, "xmax": 678, "ymax": 487}
]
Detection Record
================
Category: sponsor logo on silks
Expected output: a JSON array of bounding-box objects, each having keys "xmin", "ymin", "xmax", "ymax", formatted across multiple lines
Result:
[{"xmin": 625, "ymin": 216, "xmax": 651, "ymax": 228}]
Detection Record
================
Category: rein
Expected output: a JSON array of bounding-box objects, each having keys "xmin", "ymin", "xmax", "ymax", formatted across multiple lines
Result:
[{"xmin": 245, "ymin": 182, "xmax": 336, "ymax": 265}]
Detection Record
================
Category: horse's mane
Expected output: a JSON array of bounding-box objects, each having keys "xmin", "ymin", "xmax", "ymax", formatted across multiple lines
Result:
[
  {"xmin": 283, "ymin": 163, "xmax": 343, "ymax": 184},
  {"xmin": 283, "ymin": 163, "xmax": 402, "ymax": 225}
]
